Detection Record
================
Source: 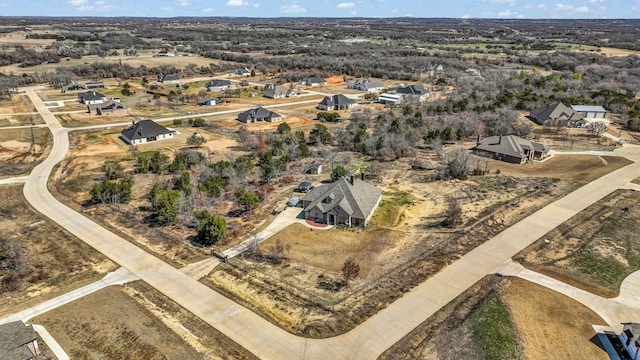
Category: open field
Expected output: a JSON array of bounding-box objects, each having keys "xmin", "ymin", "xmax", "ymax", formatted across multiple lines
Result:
[
  {"xmin": 0, "ymin": 185, "xmax": 116, "ymax": 318},
  {"xmin": 515, "ymin": 189, "xmax": 640, "ymax": 297},
  {"xmin": 379, "ymin": 276, "xmax": 608, "ymax": 360},
  {"xmin": 32, "ymin": 283, "xmax": 257, "ymax": 360},
  {"xmin": 0, "ymin": 127, "xmax": 51, "ymax": 177}
]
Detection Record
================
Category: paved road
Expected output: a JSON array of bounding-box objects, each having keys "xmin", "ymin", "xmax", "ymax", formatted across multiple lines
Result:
[
  {"xmin": 0, "ymin": 176, "xmax": 29, "ymax": 185},
  {"xmin": 20, "ymin": 86, "xmax": 640, "ymax": 359},
  {"xmin": 0, "ymin": 268, "xmax": 139, "ymax": 324}
]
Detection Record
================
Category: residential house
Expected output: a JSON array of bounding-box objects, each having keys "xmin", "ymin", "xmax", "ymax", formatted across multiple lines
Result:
[
  {"xmin": 121, "ymin": 119, "xmax": 177, "ymax": 145},
  {"xmin": 620, "ymin": 323, "xmax": 640, "ymax": 360},
  {"xmin": 570, "ymin": 105, "xmax": 607, "ymax": 119},
  {"xmin": 237, "ymin": 107, "xmax": 282, "ymax": 123},
  {"xmin": 317, "ymin": 94, "xmax": 358, "ymax": 111},
  {"xmin": 379, "ymin": 93, "xmax": 403, "ymax": 105},
  {"xmin": 301, "ymin": 174, "xmax": 382, "ymax": 227},
  {"xmin": 88, "ymin": 99, "xmax": 125, "ymax": 115},
  {"xmin": 474, "ymin": 135, "xmax": 548, "ymax": 164},
  {"xmin": 77, "ymin": 91, "xmax": 108, "ymax": 105},
  {"xmin": 263, "ymin": 85, "xmax": 288, "ymax": 99},
  {"xmin": 529, "ymin": 102, "xmax": 584, "ymax": 127},
  {"xmin": 63, "ymin": 82, "xmax": 85, "ymax": 92},
  {"xmin": 300, "ymin": 76, "xmax": 327, "ymax": 87},
  {"xmin": 235, "ymin": 67, "xmax": 252, "ymax": 77},
  {"xmin": 396, "ymin": 85, "xmax": 429, "ymax": 101},
  {"xmin": 157, "ymin": 74, "xmax": 181, "ymax": 84},
  {"xmin": 305, "ymin": 163, "xmax": 323, "ymax": 175},
  {"xmin": 347, "ymin": 79, "xmax": 385, "ymax": 92},
  {"xmin": 197, "ymin": 97, "xmax": 217, "ymax": 106},
  {"xmin": 0, "ymin": 321, "xmax": 40, "ymax": 360},
  {"xmin": 85, "ymin": 81, "xmax": 104, "ymax": 89},
  {"xmin": 206, "ymin": 79, "xmax": 232, "ymax": 92}
]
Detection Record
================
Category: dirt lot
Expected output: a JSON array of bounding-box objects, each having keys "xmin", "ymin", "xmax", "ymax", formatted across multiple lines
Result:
[
  {"xmin": 32, "ymin": 282, "xmax": 257, "ymax": 360},
  {"xmin": 515, "ymin": 189, "xmax": 640, "ymax": 297},
  {"xmin": 379, "ymin": 277, "xmax": 609, "ymax": 360},
  {"xmin": 0, "ymin": 185, "xmax": 116, "ymax": 318},
  {"xmin": 0, "ymin": 127, "xmax": 52, "ymax": 177}
]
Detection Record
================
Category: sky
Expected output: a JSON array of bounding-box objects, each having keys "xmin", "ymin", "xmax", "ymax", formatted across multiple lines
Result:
[{"xmin": 0, "ymin": 0, "xmax": 637, "ymax": 19}]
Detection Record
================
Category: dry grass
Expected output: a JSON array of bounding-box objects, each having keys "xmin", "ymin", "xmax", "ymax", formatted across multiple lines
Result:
[{"xmin": 504, "ymin": 278, "xmax": 608, "ymax": 360}]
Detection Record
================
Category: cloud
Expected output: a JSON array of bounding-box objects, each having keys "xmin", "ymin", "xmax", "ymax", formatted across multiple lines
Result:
[
  {"xmin": 68, "ymin": 0, "xmax": 87, "ymax": 5},
  {"xmin": 554, "ymin": 3, "xmax": 591, "ymax": 13},
  {"xmin": 176, "ymin": 0, "xmax": 189, "ymax": 6},
  {"xmin": 337, "ymin": 2, "xmax": 356, "ymax": 8},
  {"xmin": 227, "ymin": 0, "xmax": 248, "ymax": 6},
  {"xmin": 281, "ymin": 4, "xmax": 306, "ymax": 13},
  {"xmin": 75, "ymin": 0, "xmax": 114, "ymax": 11}
]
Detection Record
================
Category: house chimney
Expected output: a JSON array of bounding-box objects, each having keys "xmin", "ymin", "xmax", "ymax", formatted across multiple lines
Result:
[
  {"xmin": 499, "ymin": 135, "xmax": 502, "ymax": 144},
  {"xmin": 350, "ymin": 175, "xmax": 354, "ymax": 185},
  {"xmin": 476, "ymin": 134, "xmax": 481, "ymax": 145},
  {"xmin": 361, "ymin": 172, "xmax": 365, "ymax": 181}
]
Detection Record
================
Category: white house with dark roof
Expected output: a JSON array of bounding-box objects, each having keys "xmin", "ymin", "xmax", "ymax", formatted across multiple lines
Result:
[
  {"xmin": 88, "ymin": 99, "xmax": 125, "ymax": 115},
  {"xmin": 237, "ymin": 107, "xmax": 282, "ymax": 123},
  {"xmin": 206, "ymin": 79, "xmax": 232, "ymax": 92},
  {"xmin": 301, "ymin": 175, "xmax": 382, "ymax": 227},
  {"xmin": 121, "ymin": 119, "xmax": 177, "ymax": 145},
  {"xmin": 263, "ymin": 85, "xmax": 289, "ymax": 99},
  {"xmin": 347, "ymin": 79, "xmax": 385, "ymax": 92},
  {"xmin": 300, "ymin": 76, "xmax": 327, "ymax": 87},
  {"xmin": 77, "ymin": 91, "xmax": 108, "ymax": 105},
  {"xmin": 474, "ymin": 135, "xmax": 548, "ymax": 164},
  {"xmin": 317, "ymin": 94, "xmax": 358, "ymax": 111},
  {"xmin": 235, "ymin": 67, "xmax": 251, "ymax": 77}
]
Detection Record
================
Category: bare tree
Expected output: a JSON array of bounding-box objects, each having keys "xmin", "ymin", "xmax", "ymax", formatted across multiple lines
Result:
[
  {"xmin": 444, "ymin": 148, "xmax": 470, "ymax": 180},
  {"xmin": 442, "ymin": 197, "xmax": 463, "ymax": 228},
  {"xmin": 341, "ymin": 258, "xmax": 360, "ymax": 285},
  {"xmin": 587, "ymin": 121, "xmax": 608, "ymax": 138}
]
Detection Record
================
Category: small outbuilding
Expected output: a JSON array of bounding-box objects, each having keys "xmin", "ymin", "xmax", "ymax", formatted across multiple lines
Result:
[
  {"xmin": 305, "ymin": 163, "xmax": 323, "ymax": 175},
  {"xmin": 570, "ymin": 105, "xmax": 607, "ymax": 119},
  {"xmin": 197, "ymin": 97, "xmax": 217, "ymax": 106}
]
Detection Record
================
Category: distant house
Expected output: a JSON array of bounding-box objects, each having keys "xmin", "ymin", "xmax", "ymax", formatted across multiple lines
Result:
[
  {"xmin": 529, "ymin": 102, "xmax": 584, "ymax": 127},
  {"xmin": 396, "ymin": 85, "xmax": 429, "ymax": 101},
  {"xmin": 347, "ymin": 79, "xmax": 385, "ymax": 92},
  {"xmin": 301, "ymin": 175, "xmax": 382, "ymax": 227},
  {"xmin": 317, "ymin": 94, "xmax": 358, "ymax": 111},
  {"xmin": 206, "ymin": 79, "xmax": 232, "ymax": 92},
  {"xmin": 85, "ymin": 81, "xmax": 104, "ymax": 89},
  {"xmin": 63, "ymin": 82, "xmax": 85, "ymax": 92},
  {"xmin": 121, "ymin": 119, "xmax": 177, "ymax": 145},
  {"xmin": 620, "ymin": 323, "xmax": 640, "ymax": 359},
  {"xmin": 0, "ymin": 321, "xmax": 40, "ymax": 360},
  {"xmin": 263, "ymin": 85, "xmax": 288, "ymax": 99},
  {"xmin": 474, "ymin": 135, "xmax": 548, "ymax": 164},
  {"xmin": 235, "ymin": 67, "xmax": 252, "ymax": 77},
  {"xmin": 570, "ymin": 105, "xmax": 607, "ymax": 119},
  {"xmin": 157, "ymin": 74, "xmax": 181, "ymax": 84},
  {"xmin": 237, "ymin": 107, "xmax": 282, "ymax": 123},
  {"xmin": 88, "ymin": 99, "xmax": 125, "ymax": 115},
  {"xmin": 300, "ymin": 76, "xmax": 327, "ymax": 87},
  {"xmin": 78, "ymin": 91, "xmax": 108, "ymax": 105},
  {"xmin": 379, "ymin": 93, "xmax": 403, "ymax": 105},
  {"xmin": 305, "ymin": 163, "xmax": 323, "ymax": 175},
  {"xmin": 197, "ymin": 97, "xmax": 217, "ymax": 106}
]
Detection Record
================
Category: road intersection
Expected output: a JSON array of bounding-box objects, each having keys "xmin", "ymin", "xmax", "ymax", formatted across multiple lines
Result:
[{"xmin": 8, "ymin": 86, "xmax": 640, "ymax": 359}]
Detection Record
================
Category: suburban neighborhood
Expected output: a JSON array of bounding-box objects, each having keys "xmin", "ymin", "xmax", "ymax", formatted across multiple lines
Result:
[{"xmin": 0, "ymin": 13, "xmax": 639, "ymax": 360}]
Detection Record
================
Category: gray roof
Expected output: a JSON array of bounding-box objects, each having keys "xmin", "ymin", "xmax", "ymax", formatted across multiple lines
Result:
[
  {"xmin": 197, "ymin": 96, "xmax": 216, "ymax": 104},
  {"xmin": 264, "ymin": 85, "xmax": 288, "ymax": 98},
  {"xmin": 530, "ymin": 103, "xmax": 583, "ymax": 124},
  {"xmin": 307, "ymin": 76, "xmax": 326, "ymax": 84},
  {"xmin": 237, "ymin": 107, "xmax": 281, "ymax": 122},
  {"xmin": 476, "ymin": 135, "xmax": 547, "ymax": 160},
  {"xmin": 0, "ymin": 321, "xmax": 37, "ymax": 360},
  {"xmin": 88, "ymin": 99, "xmax": 125, "ymax": 113},
  {"xmin": 303, "ymin": 177, "xmax": 382, "ymax": 220},
  {"xmin": 160, "ymin": 74, "xmax": 181, "ymax": 82},
  {"xmin": 397, "ymin": 85, "xmax": 428, "ymax": 96},
  {"xmin": 349, "ymin": 79, "xmax": 384, "ymax": 89},
  {"xmin": 121, "ymin": 119, "xmax": 174, "ymax": 141},
  {"xmin": 207, "ymin": 79, "xmax": 231, "ymax": 88},
  {"xmin": 78, "ymin": 91, "xmax": 106, "ymax": 101},
  {"xmin": 319, "ymin": 94, "xmax": 356, "ymax": 108},
  {"xmin": 570, "ymin": 105, "xmax": 607, "ymax": 113}
]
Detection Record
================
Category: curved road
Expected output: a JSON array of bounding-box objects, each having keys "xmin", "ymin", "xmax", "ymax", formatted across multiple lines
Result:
[{"xmin": 21, "ymin": 86, "xmax": 640, "ymax": 359}]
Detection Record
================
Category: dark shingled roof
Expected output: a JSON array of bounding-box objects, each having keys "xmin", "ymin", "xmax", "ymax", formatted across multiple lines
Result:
[
  {"xmin": 237, "ymin": 107, "xmax": 281, "ymax": 122},
  {"xmin": 318, "ymin": 94, "xmax": 356, "ymax": 108},
  {"xmin": 121, "ymin": 119, "xmax": 174, "ymax": 141},
  {"xmin": 475, "ymin": 135, "xmax": 546, "ymax": 160},
  {"xmin": 303, "ymin": 177, "xmax": 382, "ymax": 220},
  {"xmin": 206, "ymin": 79, "xmax": 231, "ymax": 88},
  {"xmin": 530, "ymin": 102, "xmax": 583, "ymax": 124},
  {"xmin": 0, "ymin": 321, "xmax": 37, "ymax": 360},
  {"xmin": 396, "ymin": 85, "xmax": 428, "ymax": 96}
]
